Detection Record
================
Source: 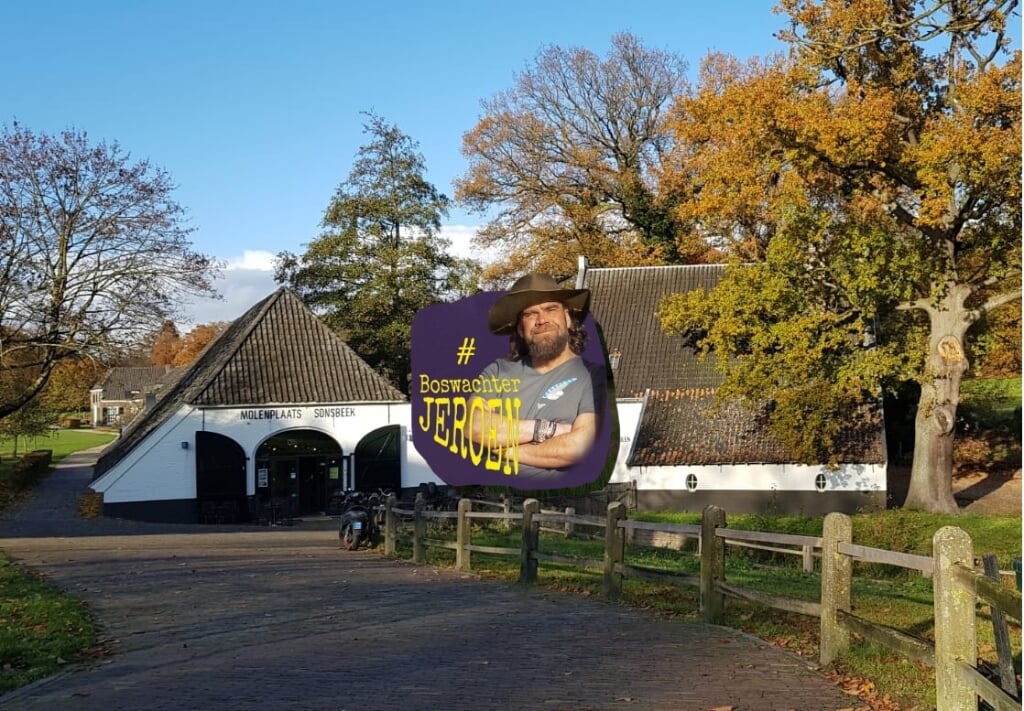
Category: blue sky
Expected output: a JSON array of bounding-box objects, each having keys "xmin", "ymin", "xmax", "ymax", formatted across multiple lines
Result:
[{"xmin": 4, "ymin": 1, "xmax": 1013, "ymax": 326}]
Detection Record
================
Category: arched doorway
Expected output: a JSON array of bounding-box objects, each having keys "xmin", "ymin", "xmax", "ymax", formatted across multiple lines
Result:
[
  {"xmin": 254, "ymin": 430, "xmax": 343, "ymax": 520},
  {"xmin": 196, "ymin": 431, "xmax": 246, "ymax": 523},
  {"xmin": 354, "ymin": 425, "xmax": 401, "ymax": 493}
]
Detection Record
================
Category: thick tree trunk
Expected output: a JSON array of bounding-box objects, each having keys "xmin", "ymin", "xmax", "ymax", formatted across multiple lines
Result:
[{"xmin": 903, "ymin": 288, "xmax": 971, "ymax": 514}]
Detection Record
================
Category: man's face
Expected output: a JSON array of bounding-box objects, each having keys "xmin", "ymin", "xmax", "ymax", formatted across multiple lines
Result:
[{"xmin": 517, "ymin": 300, "xmax": 571, "ymax": 362}]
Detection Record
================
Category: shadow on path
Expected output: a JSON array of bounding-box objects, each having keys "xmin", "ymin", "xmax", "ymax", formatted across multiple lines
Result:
[{"xmin": 0, "ymin": 449, "xmax": 855, "ymax": 710}]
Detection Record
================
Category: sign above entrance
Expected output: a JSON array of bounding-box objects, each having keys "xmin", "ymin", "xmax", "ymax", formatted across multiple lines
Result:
[
  {"xmin": 237, "ymin": 406, "xmax": 358, "ymax": 422},
  {"xmin": 410, "ymin": 284, "xmax": 618, "ymax": 493}
]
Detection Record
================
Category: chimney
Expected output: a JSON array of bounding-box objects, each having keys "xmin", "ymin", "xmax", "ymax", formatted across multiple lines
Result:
[{"xmin": 575, "ymin": 255, "xmax": 589, "ymax": 289}]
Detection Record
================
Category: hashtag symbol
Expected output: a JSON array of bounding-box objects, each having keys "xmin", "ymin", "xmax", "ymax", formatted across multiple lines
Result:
[{"xmin": 455, "ymin": 337, "xmax": 476, "ymax": 365}]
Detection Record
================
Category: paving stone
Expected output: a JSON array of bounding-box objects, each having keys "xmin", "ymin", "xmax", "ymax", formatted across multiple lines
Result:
[{"xmin": 0, "ymin": 449, "xmax": 855, "ymax": 710}]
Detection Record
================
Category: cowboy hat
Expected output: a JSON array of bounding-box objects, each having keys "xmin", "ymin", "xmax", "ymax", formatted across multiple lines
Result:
[{"xmin": 487, "ymin": 273, "xmax": 590, "ymax": 335}]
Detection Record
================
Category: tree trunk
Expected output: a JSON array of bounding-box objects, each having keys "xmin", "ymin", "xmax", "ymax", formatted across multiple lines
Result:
[{"xmin": 903, "ymin": 288, "xmax": 971, "ymax": 514}]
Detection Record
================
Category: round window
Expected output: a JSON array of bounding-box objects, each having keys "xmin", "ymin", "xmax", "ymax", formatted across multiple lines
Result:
[
  {"xmin": 814, "ymin": 473, "xmax": 827, "ymax": 491},
  {"xmin": 685, "ymin": 473, "xmax": 698, "ymax": 492}
]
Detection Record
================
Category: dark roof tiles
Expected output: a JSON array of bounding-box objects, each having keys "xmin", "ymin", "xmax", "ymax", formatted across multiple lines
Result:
[
  {"xmin": 95, "ymin": 366, "xmax": 183, "ymax": 400},
  {"xmin": 628, "ymin": 389, "xmax": 884, "ymax": 466},
  {"xmin": 94, "ymin": 288, "xmax": 404, "ymax": 477},
  {"xmin": 584, "ymin": 265, "xmax": 723, "ymax": 397},
  {"xmin": 585, "ymin": 265, "xmax": 885, "ymax": 467},
  {"xmin": 188, "ymin": 289, "xmax": 404, "ymax": 405}
]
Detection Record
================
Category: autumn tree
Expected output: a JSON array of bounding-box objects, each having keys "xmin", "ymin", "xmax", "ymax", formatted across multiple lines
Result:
[
  {"xmin": 0, "ymin": 124, "xmax": 220, "ymax": 420},
  {"xmin": 275, "ymin": 113, "xmax": 477, "ymax": 392},
  {"xmin": 658, "ymin": 0, "xmax": 1020, "ymax": 513},
  {"xmin": 969, "ymin": 299, "xmax": 1021, "ymax": 377},
  {"xmin": 40, "ymin": 357, "xmax": 108, "ymax": 414},
  {"xmin": 150, "ymin": 321, "xmax": 182, "ymax": 367},
  {"xmin": 456, "ymin": 33, "xmax": 694, "ymax": 286},
  {"xmin": 172, "ymin": 322, "xmax": 227, "ymax": 366}
]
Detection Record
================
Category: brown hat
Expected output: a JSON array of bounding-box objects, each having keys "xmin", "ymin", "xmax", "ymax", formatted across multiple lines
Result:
[{"xmin": 487, "ymin": 273, "xmax": 590, "ymax": 335}]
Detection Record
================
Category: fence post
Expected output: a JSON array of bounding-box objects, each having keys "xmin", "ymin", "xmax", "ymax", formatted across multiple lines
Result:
[
  {"xmin": 933, "ymin": 526, "xmax": 975, "ymax": 711},
  {"xmin": 502, "ymin": 494, "xmax": 512, "ymax": 531},
  {"xmin": 982, "ymin": 554, "xmax": 1018, "ymax": 697},
  {"xmin": 603, "ymin": 501, "xmax": 626, "ymax": 599},
  {"xmin": 564, "ymin": 506, "xmax": 575, "ymax": 537},
  {"xmin": 802, "ymin": 544, "xmax": 814, "ymax": 573},
  {"xmin": 384, "ymin": 495, "xmax": 397, "ymax": 556},
  {"xmin": 820, "ymin": 512, "xmax": 852, "ymax": 667},
  {"xmin": 456, "ymin": 498, "xmax": 472, "ymax": 572},
  {"xmin": 413, "ymin": 493, "xmax": 426, "ymax": 564},
  {"xmin": 520, "ymin": 498, "xmax": 540, "ymax": 584},
  {"xmin": 700, "ymin": 505, "xmax": 726, "ymax": 623}
]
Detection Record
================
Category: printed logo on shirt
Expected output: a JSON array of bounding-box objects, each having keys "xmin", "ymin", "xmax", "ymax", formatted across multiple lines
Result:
[{"xmin": 542, "ymin": 377, "xmax": 577, "ymax": 402}]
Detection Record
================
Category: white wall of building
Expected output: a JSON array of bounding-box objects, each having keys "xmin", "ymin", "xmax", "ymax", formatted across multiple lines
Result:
[
  {"xmin": 91, "ymin": 396, "xmax": 884, "ymax": 506},
  {"xmin": 91, "ymin": 404, "xmax": 199, "ymax": 502},
  {"xmin": 92, "ymin": 402, "xmax": 445, "ymax": 504},
  {"xmin": 623, "ymin": 462, "xmax": 886, "ymax": 493}
]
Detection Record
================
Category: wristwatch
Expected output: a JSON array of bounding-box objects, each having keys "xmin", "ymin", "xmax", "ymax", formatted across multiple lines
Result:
[{"xmin": 532, "ymin": 418, "xmax": 557, "ymax": 444}]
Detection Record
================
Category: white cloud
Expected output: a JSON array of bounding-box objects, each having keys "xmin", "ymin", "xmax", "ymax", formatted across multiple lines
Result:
[
  {"xmin": 440, "ymin": 224, "xmax": 485, "ymax": 261},
  {"xmin": 177, "ymin": 253, "xmax": 278, "ymax": 328},
  {"xmin": 177, "ymin": 227, "xmax": 492, "ymax": 329},
  {"xmin": 227, "ymin": 249, "xmax": 277, "ymax": 271}
]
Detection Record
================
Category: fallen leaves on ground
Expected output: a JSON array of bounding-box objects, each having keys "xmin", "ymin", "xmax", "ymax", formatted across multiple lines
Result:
[{"xmin": 826, "ymin": 670, "xmax": 903, "ymax": 711}]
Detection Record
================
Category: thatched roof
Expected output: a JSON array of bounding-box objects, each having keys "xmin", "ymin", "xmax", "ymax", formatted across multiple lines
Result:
[
  {"xmin": 584, "ymin": 265, "xmax": 885, "ymax": 466},
  {"xmin": 93, "ymin": 288, "xmax": 404, "ymax": 478}
]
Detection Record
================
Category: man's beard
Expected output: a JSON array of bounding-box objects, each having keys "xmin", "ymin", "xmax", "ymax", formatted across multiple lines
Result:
[{"xmin": 526, "ymin": 328, "xmax": 570, "ymax": 362}]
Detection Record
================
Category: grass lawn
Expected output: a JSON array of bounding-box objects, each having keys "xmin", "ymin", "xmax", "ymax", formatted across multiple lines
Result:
[
  {"xmin": 0, "ymin": 428, "xmax": 115, "ymax": 694},
  {"xmin": 0, "ymin": 555, "xmax": 102, "ymax": 694},
  {"xmin": 0, "ymin": 428, "xmax": 117, "ymax": 462}
]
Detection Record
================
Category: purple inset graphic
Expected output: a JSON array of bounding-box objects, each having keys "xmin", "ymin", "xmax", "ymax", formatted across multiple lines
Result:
[{"xmin": 410, "ymin": 291, "xmax": 616, "ymax": 490}]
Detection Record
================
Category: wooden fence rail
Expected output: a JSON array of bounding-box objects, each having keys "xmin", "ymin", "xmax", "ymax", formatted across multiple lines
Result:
[{"xmin": 380, "ymin": 496, "xmax": 1021, "ymax": 711}]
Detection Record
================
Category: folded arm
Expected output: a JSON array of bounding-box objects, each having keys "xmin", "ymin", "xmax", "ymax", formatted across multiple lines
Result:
[{"xmin": 516, "ymin": 412, "xmax": 597, "ymax": 469}]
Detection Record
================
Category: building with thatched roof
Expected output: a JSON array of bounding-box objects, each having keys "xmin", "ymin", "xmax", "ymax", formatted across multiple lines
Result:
[
  {"xmin": 90, "ymin": 288, "xmax": 432, "ymax": 523},
  {"xmin": 90, "ymin": 265, "xmax": 886, "ymax": 524},
  {"xmin": 583, "ymin": 263, "xmax": 886, "ymax": 515}
]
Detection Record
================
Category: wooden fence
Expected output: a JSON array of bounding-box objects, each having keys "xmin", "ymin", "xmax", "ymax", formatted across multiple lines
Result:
[{"xmin": 381, "ymin": 497, "xmax": 1021, "ymax": 711}]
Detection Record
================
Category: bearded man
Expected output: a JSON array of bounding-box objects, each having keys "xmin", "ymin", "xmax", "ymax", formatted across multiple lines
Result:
[{"xmin": 469, "ymin": 273, "xmax": 600, "ymax": 481}]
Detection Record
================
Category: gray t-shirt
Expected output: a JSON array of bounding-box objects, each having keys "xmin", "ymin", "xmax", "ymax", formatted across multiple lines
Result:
[{"xmin": 476, "ymin": 355, "xmax": 598, "ymax": 479}]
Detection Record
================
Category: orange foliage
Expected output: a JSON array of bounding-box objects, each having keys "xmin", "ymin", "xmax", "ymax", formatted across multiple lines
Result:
[
  {"xmin": 171, "ymin": 323, "xmax": 228, "ymax": 366},
  {"xmin": 149, "ymin": 321, "xmax": 181, "ymax": 367}
]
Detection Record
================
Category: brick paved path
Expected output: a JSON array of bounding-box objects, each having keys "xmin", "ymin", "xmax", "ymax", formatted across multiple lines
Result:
[{"xmin": 0, "ymin": 449, "xmax": 854, "ymax": 710}]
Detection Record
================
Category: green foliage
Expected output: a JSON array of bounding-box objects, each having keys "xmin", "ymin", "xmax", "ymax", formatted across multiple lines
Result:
[
  {"xmin": 39, "ymin": 359, "xmax": 107, "ymax": 415},
  {"xmin": 658, "ymin": 225, "xmax": 923, "ymax": 463},
  {"xmin": 0, "ymin": 554, "xmax": 100, "ymax": 693},
  {"xmin": 275, "ymin": 112, "xmax": 478, "ymax": 392},
  {"xmin": 3, "ymin": 450, "xmax": 53, "ymax": 491},
  {"xmin": 660, "ymin": 1, "xmax": 1021, "ymax": 511},
  {"xmin": 960, "ymin": 377, "xmax": 1022, "ymax": 431},
  {"xmin": 0, "ymin": 398, "xmax": 54, "ymax": 456},
  {"xmin": 970, "ymin": 300, "xmax": 1022, "ymax": 378}
]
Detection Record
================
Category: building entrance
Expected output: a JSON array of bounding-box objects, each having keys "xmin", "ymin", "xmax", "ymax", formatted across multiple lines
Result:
[{"xmin": 254, "ymin": 430, "xmax": 343, "ymax": 519}]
